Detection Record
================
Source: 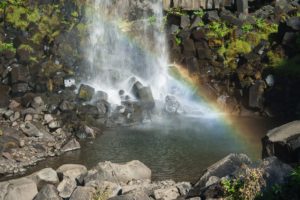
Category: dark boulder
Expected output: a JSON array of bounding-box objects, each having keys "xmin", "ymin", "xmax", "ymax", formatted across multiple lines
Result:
[
  {"xmin": 262, "ymin": 121, "xmax": 300, "ymax": 164},
  {"xmin": 0, "ymin": 85, "xmax": 10, "ymax": 108},
  {"xmin": 77, "ymin": 84, "xmax": 95, "ymax": 101}
]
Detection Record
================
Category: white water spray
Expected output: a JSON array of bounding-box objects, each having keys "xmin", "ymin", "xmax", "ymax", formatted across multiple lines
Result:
[{"xmin": 85, "ymin": 0, "xmax": 214, "ymax": 116}]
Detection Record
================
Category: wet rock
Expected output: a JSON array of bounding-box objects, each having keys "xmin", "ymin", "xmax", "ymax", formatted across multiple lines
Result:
[
  {"xmin": 34, "ymin": 184, "xmax": 62, "ymax": 200},
  {"xmin": 61, "ymin": 138, "xmax": 81, "ymax": 153},
  {"xmin": 1, "ymin": 178, "xmax": 38, "ymax": 200},
  {"xmin": 94, "ymin": 91, "xmax": 109, "ymax": 101},
  {"xmin": 180, "ymin": 15, "xmax": 190, "ymax": 29},
  {"xmin": 249, "ymin": 80, "xmax": 266, "ymax": 109},
  {"xmin": 182, "ymin": 38, "xmax": 196, "ymax": 57},
  {"xmin": 154, "ymin": 186, "xmax": 180, "ymax": 200},
  {"xmin": 56, "ymin": 164, "xmax": 87, "ymax": 184},
  {"xmin": 164, "ymin": 95, "xmax": 180, "ymax": 114},
  {"xmin": 29, "ymin": 168, "xmax": 59, "ymax": 189},
  {"xmin": 262, "ymin": 121, "xmax": 300, "ymax": 164},
  {"xmin": 57, "ymin": 177, "xmax": 77, "ymax": 199},
  {"xmin": 84, "ymin": 160, "xmax": 151, "ymax": 184},
  {"xmin": 69, "ymin": 186, "xmax": 96, "ymax": 200},
  {"xmin": 78, "ymin": 84, "xmax": 95, "ymax": 101},
  {"xmin": 131, "ymin": 84, "xmax": 155, "ymax": 110}
]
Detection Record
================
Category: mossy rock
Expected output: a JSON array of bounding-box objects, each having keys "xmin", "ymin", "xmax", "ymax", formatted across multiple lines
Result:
[{"xmin": 41, "ymin": 61, "xmax": 63, "ymax": 77}]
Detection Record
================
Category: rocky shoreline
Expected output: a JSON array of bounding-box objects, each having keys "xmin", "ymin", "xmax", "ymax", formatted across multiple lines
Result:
[{"xmin": 0, "ymin": 153, "xmax": 295, "ymax": 200}]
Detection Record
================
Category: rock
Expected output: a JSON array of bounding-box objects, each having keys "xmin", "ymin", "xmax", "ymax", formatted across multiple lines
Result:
[
  {"xmin": 44, "ymin": 114, "xmax": 54, "ymax": 124},
  {"xmin": 59, "ymin": 100, "xmax": 75, "ymax": 112},
  {"xmin": 64, "ymin": 78, "xmax": 76, "ymax": 88},
  {"xmin": 78, "ymin": 84, "xmax": 95, "ymax": 101},
  {"xmin": 57, "ymin": 177, "xmax": 77, "ymax": 199},
  {"xmin": 48, "ymin": 121, "xmax": 61, "ymax": 130},
  {"xmin": 205, "ymin": 176, "xmax": 220, "ymax": 187},
  {"xmin": 180, "ymin": 15, "xmax": 190, "ymax": 29},
  {"xmin": 236, "ymin": 0, "xmax": 248, "ymax": 15},
  {"xmin": 61, "ymin": 138, "xmax": 81, "ymax": 153},
  {"xmin": 56, "ymin": 164, "xmax": 87, "ymax": 184},
  {"xmin": 176, "ymin": 182, "xmax": 192, "ymax": 196},
  {"xmin": 262, "ymin": 121, "xmax": 300, "ymax": 163},
  {"xmin": 1, "ymin": 178, "xmax": 38, "ymax": 200},
  {"xmin": 8, "ymin": 100, "xmax": 21, "ymax": 110},
  {"xmin": 69, "ymin": 186, "xmax": 96, "ymax": 200},
  {"xmin": 84, "ymin": 160, "xmax": 151, "ymax": 184},
  {"xmin": 0, "ymin": 85, "xmax": 10, "ymax": 108},
  {"xmin": 164, "ymin": 95, "xmax": 180, "ymax": 114},
  {"xmin": 11, "ymin": 83, "xmax": 29, "ymax": 95},
  {"xmin": 9, "ymin": 111, "xmax": 20, "ymax": 122},
  {"xmin": 265, "ymin": 74, "xmax": 275, "ymax": 87},
  {"xmin": 34, "ymin": 184, "xmax": 62, "ymax": 200},
  {"xmin": 94, "ymin": 91, "xmax": 108, "ymax": 101},
  {"xmin": 108, "ymin": 191, "xmax": 151, "ymax": 200},
  {"xmin": 182, "ymin": 38, "xmax": 196, "ymax": 57},
  {"xmin": 194, "ymin": 153, "xmax": 252, "ymax": 188},
  {"xmin": 10, "ymin": 66, "xmax": 30, "ymax": 84},
  {"xmin": 20, "ymin": 122, "xmax": 47, "ymax": 137},
  {"xmin": 131, "ymin": 84, "xmax": 155, "ymax": 110},
  {"xmin": 258, "ymin": 156, "xmax": 293, "ymax": 187},
  {"xmin": 286, "ymin": 16, "xmax": 300, "ymax": 31},
  {"xmin": 204, "ymin": 11, "xmax": 219, "ymax": 22},
  {"xmin": 249, "ymin": 80, "xmax": 266, "ymax": 109},
  {"xmin": 154, "ymin": 186, "xmax": 180, "ymax": 200},
  {"xmin": 31, "ymin": 96, "xmax": 44, "ymax": 109},
  {"xmin": 29, "ymin": 168, "xmax": 59, "ymax": 189}
]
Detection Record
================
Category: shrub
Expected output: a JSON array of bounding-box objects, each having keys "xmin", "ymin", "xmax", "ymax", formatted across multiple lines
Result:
[
  {"xmin": 242, "ymin": 23, "xmax": 254, "ymax": 33},
  {"xmin": 222, "ymin": 167, "xmax": 266, "ymax": 200},
  {"xmin": 207, "ymin": 21, "xmax": 230, "ymax": 38}
]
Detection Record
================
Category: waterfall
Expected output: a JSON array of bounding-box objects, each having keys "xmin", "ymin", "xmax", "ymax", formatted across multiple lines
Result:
[{"xmin": 85, "ymin": 0, "xmax": 213, "ymax": 115}]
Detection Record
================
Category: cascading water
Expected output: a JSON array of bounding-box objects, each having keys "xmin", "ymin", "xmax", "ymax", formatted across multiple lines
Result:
[{"xmin": 85, "ymin": 0, "xmax": 213, "ymax": 115}]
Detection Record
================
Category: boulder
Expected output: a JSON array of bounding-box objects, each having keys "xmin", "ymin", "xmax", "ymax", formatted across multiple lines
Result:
[
  {"xmin": 61, "ymin": 138, "xmax": 81, "ymax": 153},
  {"xmin": 286, "ymin": 16, "xmax": 300, "ymax": 31},
  {"xmin": 78, "ymin": 84, "xmax": 95, "ymax": 101},
  {"xmin": 34, "ymin": 184, "xmax": 62, "ymax": 200},
  {"xmin": 194, "ymin": 154, "xmax": 252, "ymax": 188},
  {"xmin": 154, "ymin": 186, "xmax": 180, "ymax": 200},
  {"xmin": 56, "ymin": 164, "xmax": 87, "ymax": 184},
  {"xmin": 28, "ymin": 168, "xmax": 59, "ymax": 189},
  {"xmin": 57, "ymin": 177, "xmax": 77, "ymax": 199},
  {"xmin": 204, "ymin": 11, "xmax": 219, "ymax": 22},
  {"xmin": 10, "ymin": 66, "xmax": 30, "ymax": 84},
  {"xmin": 84, "ymin": 160, "xmax": 151, "ymax": 184},
  {"xmin": 131, "ymin": 82, "xmax": 155, "ymax": 110},
  {"xmin": 262, "ymin": 121, "xmax": 300, "ymax": 164},
  {"xmin": 1, "ymin": 178, "xmax": 38, "ymax": 200},
  {"xmin": 69, "ymin": 186, "xmax": 96, "ymax": 200},
  {"xmin": 236, "ymin": 0, "xmax": 248, "ymax": 15},
  {"xmin": 11, "ymin": 83, "xmax": 29, "ymax": 95},
  {"xmin": 20, "ymin": 122, "xmax": 48, "ymax": 138},
  {"xmin": 258, "ymin": 156, "xmax": 293, "ymax": 187}
]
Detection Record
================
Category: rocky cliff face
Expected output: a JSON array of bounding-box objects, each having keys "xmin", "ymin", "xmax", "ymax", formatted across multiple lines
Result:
[{"xmin": 165, "ymin": 0, "xmax": 300, "ymax": 119}]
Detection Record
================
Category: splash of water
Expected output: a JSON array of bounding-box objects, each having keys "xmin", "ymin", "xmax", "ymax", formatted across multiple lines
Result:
[{"xmin": 85, "ymin": 0, "xmax": 214, "ymax": 116}]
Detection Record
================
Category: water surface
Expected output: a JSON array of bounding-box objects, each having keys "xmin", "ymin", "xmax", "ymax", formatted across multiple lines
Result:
[{"xmin": 24, "ymin": 116, "xmax": 279, "ymax": 182}]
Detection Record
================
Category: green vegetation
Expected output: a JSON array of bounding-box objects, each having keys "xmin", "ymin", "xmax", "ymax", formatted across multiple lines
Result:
[
  {"xmin": 222, "ymin": 167, "xmax": 266, "ymax": 200},
  {"xmin": 18, "ymin": 44, "xmax": 34, "ymax": 52},
  {"xmin": 193, "ymin": 9, "xmax": 204, "ymax": 18},
  {"xmin": 207, "ymin": 21, "xmax": 230, "ymax": 38},
  {"xmin": 0, "ymin": 41, "xmax": 16, "ymax": 53},
  {"xmin": 242, "ymin": 23, "xmax": 254, "ymax": 33},
  {"xmin": 166, "ymin": 7, "xmax": 187, "ymax": 16}
]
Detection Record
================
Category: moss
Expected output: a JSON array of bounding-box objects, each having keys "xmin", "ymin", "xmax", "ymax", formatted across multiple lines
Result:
[
  {"xmin": 0, "ymin": 41, "xmax": 16, "ymax": 53},
  {"xmin": 267, "ymin": 51, "xmax": 284, "ymax": 67},
  {"xmin": 226, "ymin": 40, "xmax": 251, "ymax": 57},
  {"xmin": 18, "ymin": 44, "xmax": 34, "ymax": 52}
]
